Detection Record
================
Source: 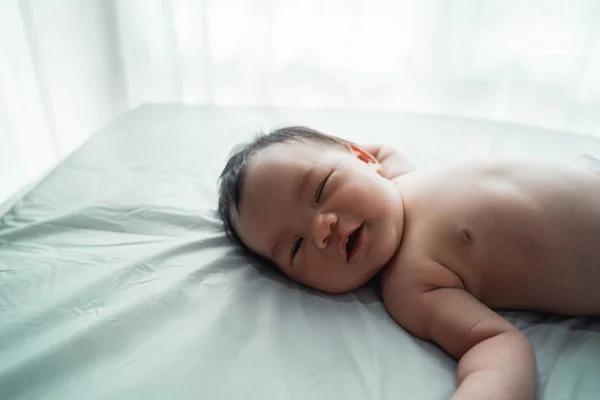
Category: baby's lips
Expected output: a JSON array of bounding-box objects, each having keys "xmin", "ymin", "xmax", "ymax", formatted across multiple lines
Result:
[
  {"xmin": 339, "ymin": 224, "xmax": 360, "ymax": 261},
  {"xmin": 339, "ymin": 234, "xmax": 348, "ymax": 260}
]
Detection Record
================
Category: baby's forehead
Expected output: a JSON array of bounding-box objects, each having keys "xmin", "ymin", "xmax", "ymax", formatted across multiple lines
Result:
[
  {"xmin": 243, "ymin": 140, "xmax": 347, "ymax": 204},
  {"xmin": 235, "ymin": 145, "xmax": 317, "ymax": 249},
  {"xmin": 253, "ymin": 140, "xmax": 321, "ymax": 160},
  {"xmin": 246, "ymin": 143, "xmax": 313, "ymax": 179},
  {"xmin": 249, "ymin": 139, "xmax": 342, "ymax": 171}
]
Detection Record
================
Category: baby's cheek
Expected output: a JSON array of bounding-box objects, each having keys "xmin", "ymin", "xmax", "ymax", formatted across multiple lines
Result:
[{"xmin": 284, "ymin": 262, "xmax": 305, "ymax": 284}]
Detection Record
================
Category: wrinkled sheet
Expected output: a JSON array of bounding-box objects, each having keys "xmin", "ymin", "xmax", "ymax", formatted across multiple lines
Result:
[{"xmin": 1, "ymin": 105, "xmax": 599, "ymax": 400}]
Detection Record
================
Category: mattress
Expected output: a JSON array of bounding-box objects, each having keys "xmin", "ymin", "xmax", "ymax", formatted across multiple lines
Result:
[{"xmin": 1, "ymin": 104, "xmax": 599, "ymax": 400}]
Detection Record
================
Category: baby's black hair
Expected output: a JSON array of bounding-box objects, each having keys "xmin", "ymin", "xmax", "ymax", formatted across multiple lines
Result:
[{"xmin": 217, "ymin": 126, "xmax": 347, "ymax": 251}]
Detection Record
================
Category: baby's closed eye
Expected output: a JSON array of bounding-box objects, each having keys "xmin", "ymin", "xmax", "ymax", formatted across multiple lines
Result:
[
  {"xmin": 291, "ymin": 237, "xmax": 303, "ymax": 260},
  {"xmin": 315, "ymin": 170, "xmax": 333, "ymax": 204}
]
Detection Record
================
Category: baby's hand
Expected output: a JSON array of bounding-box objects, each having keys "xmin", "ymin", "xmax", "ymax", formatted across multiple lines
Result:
[{"xmin": 362, "ymin": 144, "xmax": 414, "ymax": 180}]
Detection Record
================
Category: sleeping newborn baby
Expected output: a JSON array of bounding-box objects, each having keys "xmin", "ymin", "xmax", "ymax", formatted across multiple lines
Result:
[{"xmin": 217, "ymin": 126, "xmax": 600, "ymax": 400}]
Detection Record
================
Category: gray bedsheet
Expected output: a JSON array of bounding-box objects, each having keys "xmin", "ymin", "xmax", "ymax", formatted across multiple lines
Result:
[{"xmin": 1, "ymin": 105, "xmax": 599, "ymax": 400}]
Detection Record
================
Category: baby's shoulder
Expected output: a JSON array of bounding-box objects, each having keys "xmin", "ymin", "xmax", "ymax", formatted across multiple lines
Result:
[
  {"xmin": 380, "ymin": 251, "xmax": 464, "ymax": 297},
  {"xmin": 379, "ymin": 252, "xmax": 464, "ymax": 337}
]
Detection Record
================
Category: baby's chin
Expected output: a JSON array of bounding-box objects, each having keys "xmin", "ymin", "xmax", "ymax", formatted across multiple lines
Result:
[{"xmin": 316, "ymin": 263, "xmax": 386, "ymax": 295}]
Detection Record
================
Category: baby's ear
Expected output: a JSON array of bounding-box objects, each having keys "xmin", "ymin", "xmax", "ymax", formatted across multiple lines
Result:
[{"xmin": 348, "ymin": 144, "xmax": 382, "ymax": 174}]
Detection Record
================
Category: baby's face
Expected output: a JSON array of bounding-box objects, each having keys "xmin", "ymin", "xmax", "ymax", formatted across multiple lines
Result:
[{"xmin": 232, "ymin": 141, "xmax": 405, "ymax": 293}]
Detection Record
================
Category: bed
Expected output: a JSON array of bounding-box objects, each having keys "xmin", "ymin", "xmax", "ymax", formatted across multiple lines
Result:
[{"xmin": 1, "ymin": 104, "xmax": 599, "ymax": 400}]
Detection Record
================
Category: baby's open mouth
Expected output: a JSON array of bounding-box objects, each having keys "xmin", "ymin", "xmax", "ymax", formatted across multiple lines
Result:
[{"xmin": 346, "ymin": 223, "xmax": 364, "ymax": 261}]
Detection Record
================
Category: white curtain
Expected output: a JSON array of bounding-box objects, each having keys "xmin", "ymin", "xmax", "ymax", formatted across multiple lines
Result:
[{"xmin": 2, "ymin": 0, "xmax": 600, "ymax": 203}]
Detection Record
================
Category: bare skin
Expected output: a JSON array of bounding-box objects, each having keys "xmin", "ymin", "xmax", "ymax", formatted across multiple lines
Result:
[
  {"xmin": 382, "ymin": 159, "xmax": 600, "ymax": 400},
  {"xmin": 232, "ymin": 140, "xmax": 600, "ymax": 400}
]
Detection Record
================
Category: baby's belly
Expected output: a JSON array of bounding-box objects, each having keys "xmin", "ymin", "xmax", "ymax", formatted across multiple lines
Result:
[
  {"xmin": 444, "ymin": 216, "xmax": 600, "ymax": 316},
  {"xmin": 433, "ymin": 177, "xmax": 600, "ymax": 315},
  {"xmin": 474, "ymin": 254, "xmax": 600, "ymax": 316}
]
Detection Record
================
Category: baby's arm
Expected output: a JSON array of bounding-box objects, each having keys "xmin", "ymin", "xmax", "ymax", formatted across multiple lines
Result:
[
  {"xmin": 362, "ymin": 144, "xmax": 414, "ymax": 180},
  {"xmin": 383, "ymin": 269, "xmax": 535, "ymax": 400}
]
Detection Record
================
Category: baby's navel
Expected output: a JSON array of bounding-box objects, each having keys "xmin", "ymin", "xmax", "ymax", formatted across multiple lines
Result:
[{"xmin": 460, "ymin": 227, "xmax": 474, "ymax": 244}]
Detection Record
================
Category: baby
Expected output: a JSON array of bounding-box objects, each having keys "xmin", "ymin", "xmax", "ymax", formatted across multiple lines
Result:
[{"xmin": 218, "ymin": 126, "xmax": 600, "ymax": 400}]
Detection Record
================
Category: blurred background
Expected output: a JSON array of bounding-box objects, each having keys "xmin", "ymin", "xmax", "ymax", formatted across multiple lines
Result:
[{"xmin": 2, "ymin": 0, "xmax": 600, "ymax": 204}]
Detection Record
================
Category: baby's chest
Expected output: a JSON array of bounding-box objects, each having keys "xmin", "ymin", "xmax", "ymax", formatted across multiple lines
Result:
[
  {"xmin": 397, "ymin": 165, "xmax": 600, "ymax": 311},
  {"xmin": 405, "ymin": 190, "xmax": 573, "ymax": 294},
  {"xmin": 415, "ymin": 197, "xmax": 600, "ymax": 309}
]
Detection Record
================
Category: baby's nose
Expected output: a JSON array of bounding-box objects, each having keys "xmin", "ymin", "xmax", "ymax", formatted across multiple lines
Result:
[{"xmin": 311, "ymin": 212, "xmax": 338, "ymax": 249}]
